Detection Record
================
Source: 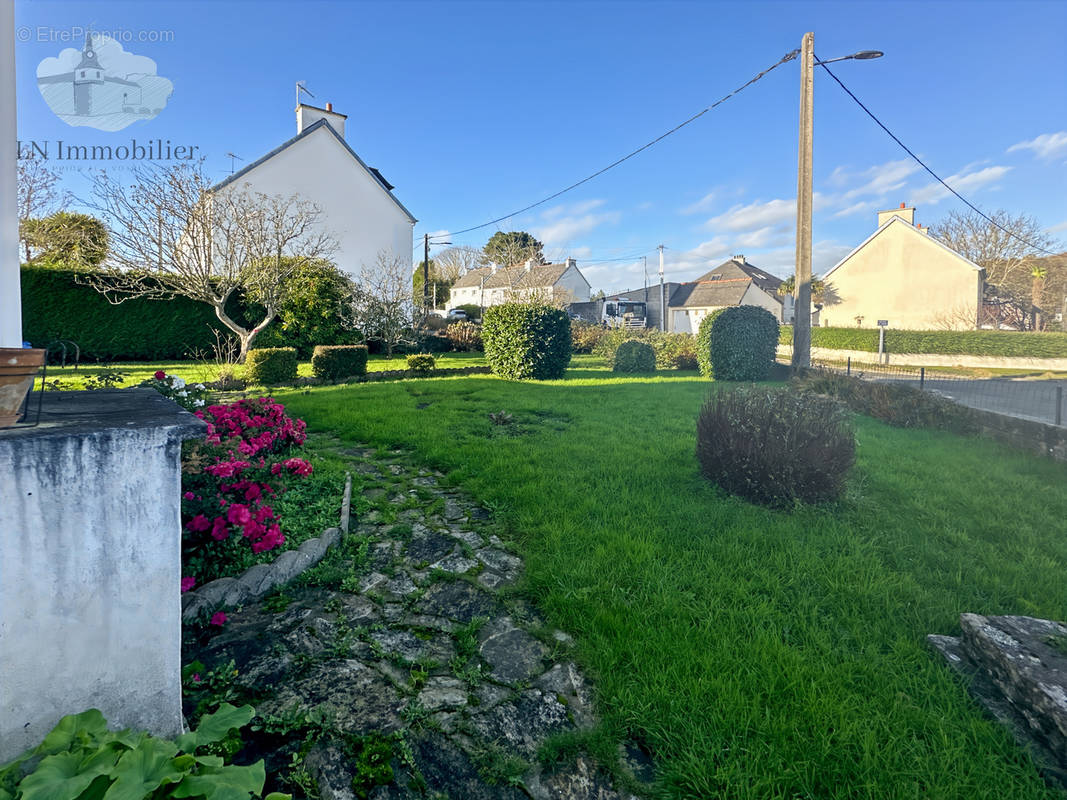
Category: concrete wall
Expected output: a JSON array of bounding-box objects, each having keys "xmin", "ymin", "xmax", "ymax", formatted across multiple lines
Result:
[
  {"xmin": 553, "ymin": 265, "xmax": 591, "ymax": 304},
  {"xmin": 217, "ymin": 126, "xmax": 413, "ymax": 283},
  {"xmin": 777, "ymin": 344, "xmax": 1067, "ymax": 371},
  {"xmin": 0, "ymin": 391, "xmax": 204, "ymax": 761},
  {"xmin": 821, "ymin": 220, "xmax": 983, "ymax": 330}
]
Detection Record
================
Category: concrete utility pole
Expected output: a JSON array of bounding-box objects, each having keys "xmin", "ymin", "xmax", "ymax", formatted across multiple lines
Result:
[
  {"xmin": 423, "ymin": 233, "xmax": 430, "ymax": 315},
  {"xmin": 0, "ymin": 0, "xmax": 21, "ymax": 347},
  {"xmin": 791, "ymin": 31, "xmax": 815, "ymax": 372},
  {"xmin": 658, "ymin": 244, "xmax": 666, "ymax": 331}
]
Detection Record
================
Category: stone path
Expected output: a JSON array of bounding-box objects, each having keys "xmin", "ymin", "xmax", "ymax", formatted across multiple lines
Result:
[{"xmin": 185, "ymin": 445, "xmax": 651, "ymax": 800}]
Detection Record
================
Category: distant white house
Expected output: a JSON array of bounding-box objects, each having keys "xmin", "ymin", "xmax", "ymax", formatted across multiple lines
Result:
[
  {"xmin": 211, "ymin": 102, "xmax": 416, "ymax": 281},
  {"xmin": 668, "ymin": 256, "xmax": 791, "ymax": 333},
  {"xmin": 450, "ymin": 258, "xmax": 591, "ymax": 309}
]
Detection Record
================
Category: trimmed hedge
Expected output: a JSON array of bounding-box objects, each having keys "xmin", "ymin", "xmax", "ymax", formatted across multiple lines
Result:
[
  {"xmin": 311, "ymin": 345, "xmax": 368, "ymax": 381},
  {"xmin": 591, "ymin": 327, "xmax": 698, "ymax": 369},
  {"xmin": 613, "ymin": 340, "xmax": 656, "ymax": 373},
  {"xmin": 482, "ymin": 303, "xmax": 572, "ymax": 380},
  {"xmin": 780, "ymin": 325, "xmax": 1067, "ymax": 358},
  {"xmin": 698, "ymin": 306, "xmax": 779, "ymax": 380},
  {"xmin": 406, "ymin": 354, "xmax": 436, "ymax": 374},
  {"xmin": 245, "ymin": 348, "xmax": 298, "ymax": 385},
  {"xmin": 21, "ymin": 266, "xmax": 243, "ymax": 360}
]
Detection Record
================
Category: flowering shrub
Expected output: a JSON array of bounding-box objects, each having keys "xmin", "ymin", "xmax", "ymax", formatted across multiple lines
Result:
[
  {"xmin": 141, "ymin": 371, "xmax": 208, "ymax": 411},
  {"xmin": 198, "ymin": 397, "xmax": 307, "ymax": 456},
  {"xmin": 181, "ymin": 397, "xmax": 312, "ymax": 586}
]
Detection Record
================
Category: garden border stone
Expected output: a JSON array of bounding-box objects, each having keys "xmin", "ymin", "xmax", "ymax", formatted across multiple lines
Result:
[{"xmin": 181, "ymin": 473, "xmax": 351, "ymax": 623}]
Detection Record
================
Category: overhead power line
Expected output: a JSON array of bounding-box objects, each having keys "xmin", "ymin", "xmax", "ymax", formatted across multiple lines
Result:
[
  {"xmin": 437, "ymin": 48, "xmax": 801, "ymax": 241},
  {"xmin": 816, "ymin": 55, "xmax": 1056, "ymax": 257}
]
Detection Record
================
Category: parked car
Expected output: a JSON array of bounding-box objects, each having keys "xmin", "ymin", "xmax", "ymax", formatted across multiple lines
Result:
[{"xmin": 446, "ymin": 308, "xmax": 468, "ymax": 321}]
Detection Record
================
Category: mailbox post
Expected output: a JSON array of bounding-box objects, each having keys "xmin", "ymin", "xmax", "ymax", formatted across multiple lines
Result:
[{"xmin": 877, "ymin": 320, "xmax": 889, "ymax": 364}]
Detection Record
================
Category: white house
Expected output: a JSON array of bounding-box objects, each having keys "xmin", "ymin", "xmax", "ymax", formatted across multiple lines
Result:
[
  {"xmin": 668, "ymin": 256, "xmax": 791, "ymax": 333},
  {"xmin": 450, "ymin": 258, "xmax": 591, "ymax": 309},
  {"xmin": 211, "ymin": 102, "xmax": 416, "ymax": 281}
]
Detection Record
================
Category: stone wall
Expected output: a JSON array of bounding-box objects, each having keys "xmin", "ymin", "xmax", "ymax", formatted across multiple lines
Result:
[{"xmin": 969, "ymin": 407, "xmax": 1067, "ymax": 462}]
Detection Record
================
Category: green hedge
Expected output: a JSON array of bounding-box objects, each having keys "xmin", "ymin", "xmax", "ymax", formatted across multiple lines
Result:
[
  {"xmin": 698, "ymin": 306, "xmax": 779, "ymax": 381},
  {"xmin": 613, "ymin": 340, "xmax": 656, "ymax": 373},
  {"xmin": 311, "ymin": 344, "xmax": 368, "ymax": 381},
  {"xmin": 20, "ymin": 266, "xmax": 247, "ymax": 361},
  {"xmin": 245, "ymin": 348, "xmax": 298, "ymax": 385},
  {"xmin": 406, "ymin": 354, "xmax": 436, "ymax": 374},
  {"xmin": 780, "ymin": 325, "xmax": 1067, "ymax": 358},
  {"xmin": 482, "ymin": 303, "xmax": 572, "ymax": 380}
]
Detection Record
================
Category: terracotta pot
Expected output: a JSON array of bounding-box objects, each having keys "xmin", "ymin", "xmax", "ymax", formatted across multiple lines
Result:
[{"xmin": 0, "ymin": 348, "xmax": 46, "ymax": 428}]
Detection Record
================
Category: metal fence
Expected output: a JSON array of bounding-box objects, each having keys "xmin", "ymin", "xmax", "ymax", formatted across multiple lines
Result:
[{"xmin": 805, "ymin": 357, "xmax": 1067, "ymax": 428}]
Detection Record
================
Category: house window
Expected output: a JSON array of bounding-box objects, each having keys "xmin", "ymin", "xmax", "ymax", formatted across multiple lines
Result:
[{"xmin": 80, "ymin": 70, "xmax": 85, "ymax": 78}]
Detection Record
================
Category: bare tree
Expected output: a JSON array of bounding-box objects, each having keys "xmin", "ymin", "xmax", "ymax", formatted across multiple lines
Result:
[
  {"xmin": 352, "ymin": 251, "xmax": 418, "ymax": 356},
  {"xmin": 86, "ymin": 162, "xmax": 336, "ymax": 360},
  {"xmin": 17, "ymin": 157, "xmax": 67, "ymax": 262},
  {"xmin": 930, "ymin": 209, "xmax": 1060, "ymax": 327},
  {"xmin": 433, "ymin": 245, "xmax": 484, "ymax": 281}
]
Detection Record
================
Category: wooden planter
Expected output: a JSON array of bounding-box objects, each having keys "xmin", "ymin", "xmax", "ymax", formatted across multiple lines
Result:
[{"xmin": 0, "ymin": 348, "xmax": 45, "ymax": 428}]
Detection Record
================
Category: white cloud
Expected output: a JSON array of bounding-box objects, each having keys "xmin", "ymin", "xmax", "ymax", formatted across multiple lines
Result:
[
  {"xmin": 706, "ymin": 198, "xmax": 796, "ymax": 232},
  {"xmin": 841, "ymin": 159, "xmax": 920, "ymax": 201},
  {"xmin": 535, "ymin": 211, "xmax": 620, "ymax": 246},
  {"xmin": 909, "ymin": 165, "xmax": 1011, "ymax": 206},
  {"xmin": 1048, "ymin": 220, "xmax": 1067, "ymax": 234},
  {"xmin": 542, "ymin": 199, "xmax": 605, "ymax": 220},
  {"xmin": 734, "ymin": 226, "xmax": 790, "ymax": 249},
  {"xmin": 1007, "ymin": 131, "xmax": 1067, "ymax": 160},
  {"xmin": 832, "ymin": 200, "xmax": 878, "ymax": 219},
  {"xmin": 680, "ymin": 191, "xmax": 718, "ymax": 215}
]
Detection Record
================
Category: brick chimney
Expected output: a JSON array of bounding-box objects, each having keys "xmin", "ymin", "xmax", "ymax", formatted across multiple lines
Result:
[{"xmin": 296, "ymin": 102, "xmax": 347, "ymax": 138}]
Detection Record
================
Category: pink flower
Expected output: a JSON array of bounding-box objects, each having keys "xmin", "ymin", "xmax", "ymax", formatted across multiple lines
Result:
[
  {"xmin": 210, "ymin": 517, "xmax": 229, "ymax": 541},
  {"xmin": 154, "ymin": 370, "xmax": 166, "ymax": 380},
  {"xmin": 210, "ymin": 612, "xmax": 227, "ymax": 627},
  {"xmin": 181, "ymin": 577, "xmax": 196, "ymax": 593},
  {"xmin": 226, "ymin": 504, "xmax": 251, "ymax": 525},
  {"xmin": 183, "ymin": 491, "xmax": 195, "ymax": 501},
  {"xmin": 192, "ymin": 673, "xmax": 201, "ymax": 683},
  {"xmin": 185, "ymin": 514, "xmax": 210, "ymax": 533}
]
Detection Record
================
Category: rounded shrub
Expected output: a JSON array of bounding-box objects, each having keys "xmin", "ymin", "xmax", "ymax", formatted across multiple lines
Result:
[
  {"xmin": 697, "ymin": 306, "xmax": 780, "ymax": 380},
  {"xmin": 613, "ymin": 339, "xmax": 656, "ymax": 373},
  {"xmin": 311, "ymin": 344, "xmax": 368, "ymax": 381},
  {"xmin": 482, "ymin": 303, "xmax": 572, "ymax": 380},
  {"xmin": 696, "ymin": 386, "xmax": 855, "ymax": 506},
  {"xmin": 406, "ymin": 353, "xmax": 436, "ymax": 374},
  {"xmin": 244, "ymin": 347, "xmax": 298, "ymax": 385}
]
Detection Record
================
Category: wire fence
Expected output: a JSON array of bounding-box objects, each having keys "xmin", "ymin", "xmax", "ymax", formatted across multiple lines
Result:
[{"xmin": 803, "ymin": 356, "xmax": 1067, "ymax": 428}]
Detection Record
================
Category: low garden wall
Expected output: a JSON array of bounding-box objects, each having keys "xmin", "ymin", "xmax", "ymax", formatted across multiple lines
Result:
[{"xmin": 778, "ymin": 344, "xmax": 1067, "ymax": 370}]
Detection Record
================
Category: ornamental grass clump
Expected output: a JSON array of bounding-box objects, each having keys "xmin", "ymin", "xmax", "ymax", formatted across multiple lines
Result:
[
  {"xmin": 181, "ymin": 397, "xmax": 312, "ymax": 585},
  {"xmin": 613, "ymin": 339, "xmax": 656, "ymax": 373},
  {"xmin": 696, "ymin": 386, "xmax": 855, "ymax": 507}
]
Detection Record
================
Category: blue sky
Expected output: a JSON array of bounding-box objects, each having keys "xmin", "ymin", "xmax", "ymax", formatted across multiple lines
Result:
[{"xmin": 14, "ymin": 0, "xmax": 1067, "ymax": 293}]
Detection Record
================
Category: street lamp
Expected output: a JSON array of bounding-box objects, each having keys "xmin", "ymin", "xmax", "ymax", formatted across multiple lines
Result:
[
  {"xmin": 422, "ymin": 234, "xmax": 451, "ymax": 316},
  {"xmin": 791, "ymin": 34, "xmax": 882, "ymax": 372}
]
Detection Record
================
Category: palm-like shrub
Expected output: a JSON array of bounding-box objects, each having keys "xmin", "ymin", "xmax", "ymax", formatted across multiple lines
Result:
[{"xmin": 696, "ymin": 386, "xmax": 855, "ymax": 506}]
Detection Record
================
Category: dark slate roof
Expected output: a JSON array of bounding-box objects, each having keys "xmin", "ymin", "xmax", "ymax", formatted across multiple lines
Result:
[
  {"xmin": 210, "ymin": 118, "xmax": 415, "ymax": 223},
  {"xmin": 672, "ymin": 258, "xmax": 783, "ymax": 309},
  {"xmin": 452, "ymin": 263, "xmax": 572, "ymax": 290}
]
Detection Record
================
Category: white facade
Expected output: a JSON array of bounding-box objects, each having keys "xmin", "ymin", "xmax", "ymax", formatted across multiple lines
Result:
[
  {"xmin": 450, "ymin": 262, "xmax": 590, "ymax": 309},
  {"xmin": 670, "ymin": 284, "xmax": 785, "ymax": 333},
  {"xmin": 212, "ymin": 105, "xmax": 415, "ymax": 282}
]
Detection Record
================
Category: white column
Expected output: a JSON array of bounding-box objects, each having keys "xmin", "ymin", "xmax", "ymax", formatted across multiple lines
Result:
[{"xmin": 0, "ymin": 0, "xmax": 22, "ymax": 347}]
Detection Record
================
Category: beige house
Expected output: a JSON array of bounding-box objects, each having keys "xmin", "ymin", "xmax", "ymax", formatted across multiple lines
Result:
[
  {"xmin": 449, "ymin": 258, "xmax": 591, "ymax": 309},
  {"xmin": 820, "ymin": 205, "xmax": 984, "ymax": 330},
  {"xmin": 668, "ymin": 256, "xmax": 791, "ymax": 333}
]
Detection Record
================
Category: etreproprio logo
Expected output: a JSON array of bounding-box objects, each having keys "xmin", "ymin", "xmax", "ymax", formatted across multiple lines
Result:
[{"xmin": 36, "ymin": 30, "xmax": 174, "ymax": 132}]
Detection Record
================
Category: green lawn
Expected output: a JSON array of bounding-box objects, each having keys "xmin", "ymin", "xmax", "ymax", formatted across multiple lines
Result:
[
  {"xmin": 33, "ymin": 351, "xmax": 486, "ymax": 390},
  {"xmin": 272, "ymin": 355, "xmax": 1067, "ymax": 799}
]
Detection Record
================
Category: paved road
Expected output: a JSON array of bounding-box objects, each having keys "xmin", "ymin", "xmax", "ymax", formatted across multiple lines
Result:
[{"xmin": 856, "ymin": 371, "xmax": 1067, "ymax": 427}]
